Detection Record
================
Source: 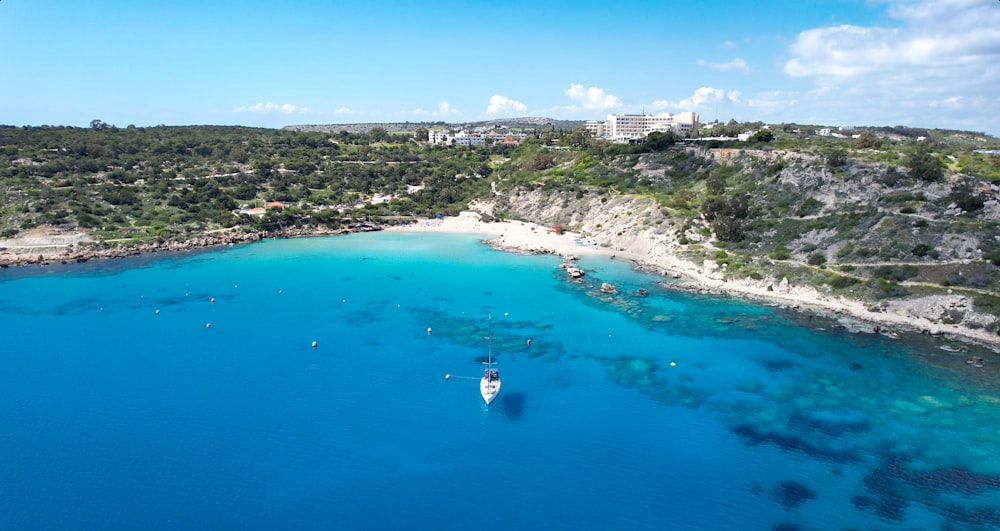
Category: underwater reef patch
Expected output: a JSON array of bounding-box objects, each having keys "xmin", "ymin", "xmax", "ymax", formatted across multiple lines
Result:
[
  {"xmin": 772, "ymin": 480, "xmax": 816, "ymax": 509},
  {"xmin": 731, "ymin": 423, "xmax": 862, "ymax": 463}
]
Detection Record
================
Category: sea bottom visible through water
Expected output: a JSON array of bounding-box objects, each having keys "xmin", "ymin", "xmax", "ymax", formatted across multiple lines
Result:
[{"xmin": 2, "ymin": 231, "xmax": 1000, "ymax": 530}]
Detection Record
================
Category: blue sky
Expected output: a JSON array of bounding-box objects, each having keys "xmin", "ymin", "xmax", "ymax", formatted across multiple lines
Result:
[{"xmin": 2, "ymin": 0, "xmax": 998, "ymax": 134}]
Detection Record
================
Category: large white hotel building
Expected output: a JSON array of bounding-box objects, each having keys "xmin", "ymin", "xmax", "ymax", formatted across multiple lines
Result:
[{"xmin": 586, "ymin": 111, "xmax": 699, "ymax": 143}]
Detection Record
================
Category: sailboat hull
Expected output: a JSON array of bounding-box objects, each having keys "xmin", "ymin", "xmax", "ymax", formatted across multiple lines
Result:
[{"xmin": 480, "ymin": 377, "xmax": 501, "ymax": 405}]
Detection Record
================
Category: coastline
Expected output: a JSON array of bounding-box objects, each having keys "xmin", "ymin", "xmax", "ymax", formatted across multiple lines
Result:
[
  {"xmin": 3, "ymin": 216, "xmax": 997, "ymax": 349},
  {"xmin": 0, "ymin": 226, "xmax": 358, "ymax": 268},
  {"xmin": 389, "ymin": 214, "xmax": 1000, "ymax": 350}
]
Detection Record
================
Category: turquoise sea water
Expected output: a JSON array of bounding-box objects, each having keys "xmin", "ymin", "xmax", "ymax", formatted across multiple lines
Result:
[{"xmin": 2, "ymin": 231, "xmax": 1000, "ymax": 530}]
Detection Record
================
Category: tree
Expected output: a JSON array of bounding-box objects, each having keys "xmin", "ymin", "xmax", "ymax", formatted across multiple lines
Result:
[
  {"xmin": 540, "ymin": 127, "xmax": 560, "ymax": 146},
  {"xmin": 905, "ymin": 143, "xmax": 943, "ymax": 182},
  {"xmin": 705, "ymin": 173, "xmax": 726, "ymax": 196},
  {"xmin": 912, "ymin": 243, "xmax": 933, "ymax": 257},
  {"xmin": 827, "ymin": 148, "xmax": 848, "ymax": 168},
  {"xmin": 852, "ymin": 131, "xmax": 882, "ymax": 149},
  {"xmin": 229, "ymin": 148, "xmax": 249, "ymax": 164},
  {"xmin": 751, "ymin": 130, "xmax": 774, "ymax": 143},
  {"xmin": 527, "ymin": 152, "xmax": 555, "ymax": 171},
  {"xmin": 645, "ymin": 130, "xmax": 678, "ymax": 151},
  {"xmin": 368, "ymin": 127, "xmax": 390, "ymax": 143},
  {"xmin": 565, "ymin": 127, "xmax": 596, "ymax": 149},
  {"xmin": 950, "ymin": 181, "xmax": 986, "ymax": 212},
  {"xmin": 701, "ymin": 194, "xmax": 750, "ymax": 242}
]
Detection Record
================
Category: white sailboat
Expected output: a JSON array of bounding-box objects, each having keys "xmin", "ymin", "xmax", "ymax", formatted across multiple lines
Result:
[{"xmin": 480, "ymin": 315, "xmax": 501, "ymax": 405}]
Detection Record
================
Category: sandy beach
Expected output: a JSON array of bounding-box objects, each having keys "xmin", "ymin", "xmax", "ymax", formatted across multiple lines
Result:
[{"xmin": 390, "ymin": 213, "xmax": 1000, "ymax": 350}]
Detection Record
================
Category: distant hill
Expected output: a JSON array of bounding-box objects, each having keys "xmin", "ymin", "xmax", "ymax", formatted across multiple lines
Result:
[{"xmin": 283, "ymin": 117, "xmax": 587, "ymax": 134}]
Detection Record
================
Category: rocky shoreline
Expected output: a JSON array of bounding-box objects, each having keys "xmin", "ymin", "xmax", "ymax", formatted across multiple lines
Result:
[
  {"xmin": 0, "ymin": 225, "xmax": 364, "ymax": 268},
  {"xmin": 465, "ymin": 222, "xmax": 1000, "ymax": 351},
  {"xmin": 500, "ymin": 239, "xmax": 1000, "ymax": 351}
]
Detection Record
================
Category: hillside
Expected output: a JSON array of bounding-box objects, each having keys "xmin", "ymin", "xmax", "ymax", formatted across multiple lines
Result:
[
  {"xmin": 481, "ymin": 135, "xmax": 1000, "ymax": 343},
  {"xmin": 284, "ymin": 117, "xmax": 586, "ymax": 134}
]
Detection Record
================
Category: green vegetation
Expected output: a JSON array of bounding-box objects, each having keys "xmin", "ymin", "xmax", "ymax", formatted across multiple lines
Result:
[
  {"xmin": 905, "ymin": 143, "xmax": 944, "ymax": 182},
  {"xmin": 0, "ymin": 124, "xmax": 499, "ymax": 239}
]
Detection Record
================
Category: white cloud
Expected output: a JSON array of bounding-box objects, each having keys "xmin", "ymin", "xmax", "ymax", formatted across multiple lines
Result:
[
  {"xmin": 783, "ymin": 0, "xmax": 1000, "ymax": 132},
  {"xmin": 564, "ymin": 84, "xmax": 622, "ymax": 110},
  {"xmin": 413, "ymin": 101, "xmax": 460, "ymax": 117},
  {"xmin": 333, "ymin": 106, "xmax": 353, "ymax": 115},
  {"xmin": 486, "ymin": 94, "xmax": 527, "ymax": 115},
  {"xmin": 233, "ymin": 102, "xmax": 309, "ymax": 114},
  {"xmin": 437, "ymin": 102, "xmax": 458, "ymax": 115},
  {"xmin": 698, "ymin": 58, "xmax": 751, "ymax": 73},
  {"xmin": 747, "ymin": 91, "xmax": 799, "ymax": 114},
  {"xmin": 653, "ymin": 87, "xmax": 743, "ymax": 110},
  {"xmin": 930, "ymin": 95, "xmax": 990, "ymax": 110}
]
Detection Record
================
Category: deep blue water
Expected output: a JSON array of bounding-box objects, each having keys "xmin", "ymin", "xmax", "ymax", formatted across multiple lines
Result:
[{"xmin": 2, "ymin": 231, "xmax": 1000, "ymax": 530}]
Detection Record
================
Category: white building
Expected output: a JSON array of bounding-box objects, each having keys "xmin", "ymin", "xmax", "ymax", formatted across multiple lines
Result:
[
  {"xmin": 428, "ymin": 130, "xmax": 451, "ymax": 144},
  {"xmin": 451, "ymin": 132, "xmax": 486, "ymax": 146},
  {"xmin": 586, "ymin": 111, "xmax": 699, "ymax": 142},
  {"xmin": 427, "ymin": 129, "xmax": 526, "ymax": 146}
]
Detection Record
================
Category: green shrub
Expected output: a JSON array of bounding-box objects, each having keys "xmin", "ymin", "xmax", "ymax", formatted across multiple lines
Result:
[
  {"xmin": 796, "ymin": 197, "xmax": 823, "ymax": 217},
  {"xmin": 872, "ymin": 278, "xmax": 910, "ymax": 299},
  {"xmin": 974, "ymin": 294, "xmax": 1000, "ymax": 316},
  {"xmin": 829, "ymin": 274, "xmax": 859, "ymax": 289},
  {"xmin": 854, "ymin": 247, "xmax": 876, "ymax": 259},
  {"xmin": 872, "ymin": 265, "xmax": 919, "ymax": 281},
  {"xmin": 905, "ymin": 144, "xmax": 943, "ymax": 182}
]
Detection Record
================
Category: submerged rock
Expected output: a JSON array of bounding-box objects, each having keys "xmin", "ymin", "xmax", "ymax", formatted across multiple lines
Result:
[{"xmin": 772, "ymin": 480, "xmax": 817, "ymax": 509}]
